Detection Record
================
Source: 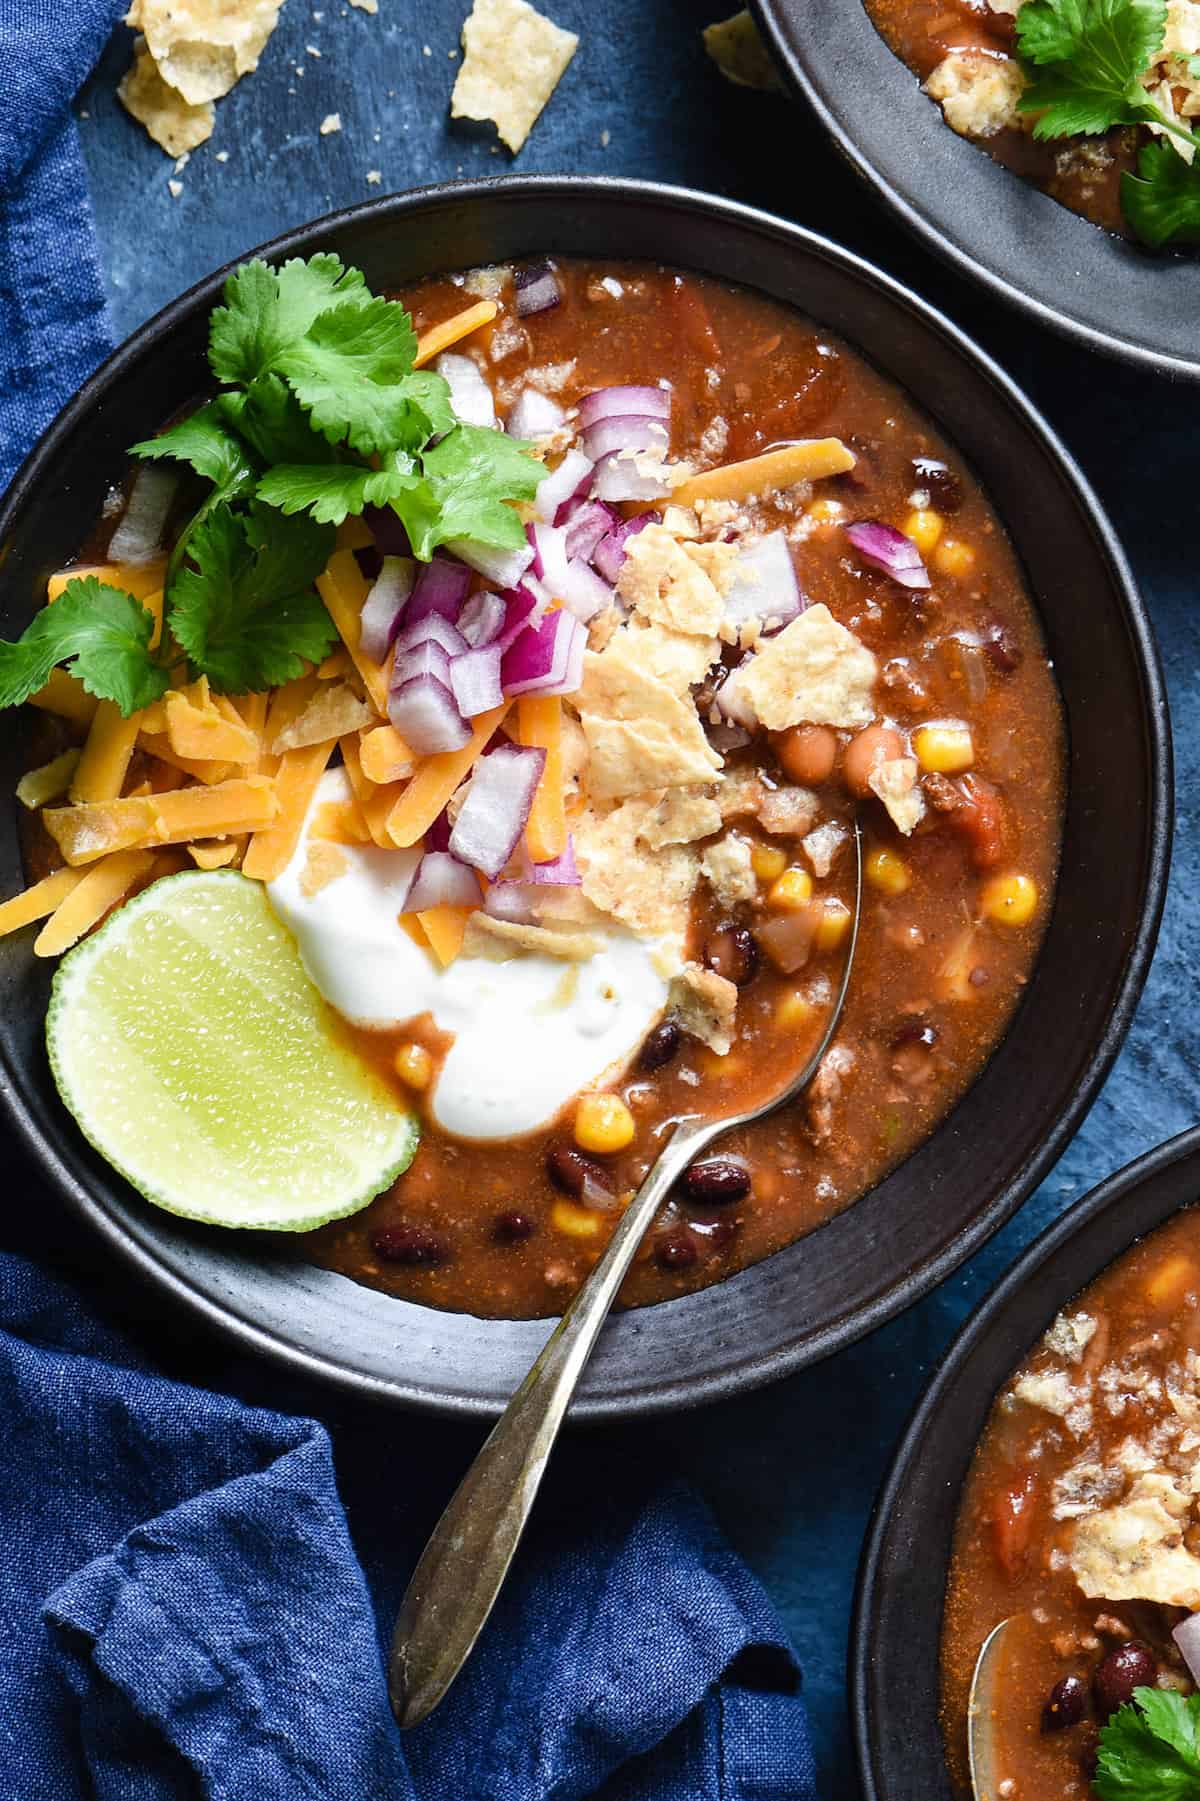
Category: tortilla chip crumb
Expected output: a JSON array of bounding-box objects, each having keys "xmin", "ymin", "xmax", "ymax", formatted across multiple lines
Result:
[
  {"xmin": 575, "ymin": 802, "xmax": 700, "ymax": 941},
  {"xmin": 451, "ymin": 0, "xmax": 579, "ymax": 153},
  {"xmin": 462, "ymin": 913, "xmax": 601, "ymax": 961},
  {"xmin": 320, "ymin": 112, "xmax": 342, "ymax": 134},
  {"xmin": 168, "ymin": 178, "xmax": 184, "ymax": 197},
  {"xmin": 868, "ymin": 757, "xmax": 925, "ymax": 836},
  {"xmin": 616, "ymin": 523, "xmax": 730, "ymax": 638},
  {"xmin": 669, "ymin": 962, "xmax": 738, "ymax": 1055},
  {"xmin": 702, "ymin": 10, "xmax": 784, "ymax": 91},
  {"xmin": 720, "ymin": 603, "xmax": 877, "ymax": 732},
  {"xmin": 126, "ymin": 0, "xmax": 284, "ymax": 105},
  {"xmin": 366, "ymin": 169, "xmax": 382, "ymax": 184},
  {"xmin": 118, "ymin": 36, "xmax": 215, "ymax": 154},
  {"xmin": 348, "ymin": 0, "xmax": 378, "ymax": 10},
  {"xmin": 700, "ymin": 834, "xmax": 756, "ymax": 908},
  {"xmin": 300, "ymin": 842, "xmax": 349, "ymax": 897}
]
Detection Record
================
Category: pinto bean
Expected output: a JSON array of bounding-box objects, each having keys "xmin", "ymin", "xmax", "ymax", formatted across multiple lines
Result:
[{"xmin": 842, "ymin": 725, "xmax": 903, "ymax": 798}]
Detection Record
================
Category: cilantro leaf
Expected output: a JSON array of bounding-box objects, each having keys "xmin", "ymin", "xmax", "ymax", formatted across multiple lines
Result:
[
  {"xmin": 168, "ymin": 502, "xmax": 337, "ymax": 692},
  {"xmin": 209, "ymin": 254, "xmax": 370, "ymax": 387},
  {"xmin": 1016, "ymin": 0, "xmax": 1167, "ymax": 136},
  {"xmin": 1096, "ymin": 1689, "xmax": 1200, "ymax": 1800},
  {"xmin": 391, "ymin": 423, "xmax": 543, "ymax": 559},
  {"xmin": 212, "ymin": 376, "xmax": 339, "ymax": 470},
  {"xmin": 1122, "ymin": 136, "xmax": 1200, "ymax": 244},
  {"xmin": 256, "ymin": 461, "xmax": 417, "ymax": 526},
  {"xmin": 0, "ymin": 578, "xmax": 166, "ymax": 716},
  {"xmin": 129, "ymin": 401, "xmax": 259, "ymax": 499},
  {"xmin": 275, "ymin": 298, "xmax": 437, "ymax": 455}
]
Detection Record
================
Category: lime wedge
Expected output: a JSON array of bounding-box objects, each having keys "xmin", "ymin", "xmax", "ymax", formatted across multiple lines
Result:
[{"xmin": 47, "ymin": 869, "xmax": 418, "ymax": 1231}]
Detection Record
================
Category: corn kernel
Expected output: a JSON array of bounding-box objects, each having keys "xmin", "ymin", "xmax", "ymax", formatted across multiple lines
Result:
[
  {"xmin": 751, "ymin": 842, "xmax": 789, "ymax": 883},
  {"xmin": 980, "ymin": 872, "xmax": 1039, "ymax": 928},
  {"xmin": 814, "ymin": 899, "xmax": 852, "ymax": 952},
  {"xmin": 1145, "ymin": 1254, "xmax": 1197, "ymax": 1309},
  {"xmin": 776, "ymin": 989, "xmax": 815, "ymax": 1031},
  {"xmin": 574, "ymin": 1092, "xmax": 636, "ymax": 1154},
  {"xmin": 767, "ymin": 867, "xmax": 814, "ymax": 910},
  {"xmin": 550, "ymin": 1199, "xmax": 603, "ymax": 1240},
  {"xmin": 394, "ymin": 1042, "xmax": 433, "ymax": 1090},
  {"xmin": 866, "ymin": 847, "xmax": 911, "ymax": 895},
  {"xmin": 913, "ymin": 721, "xmax": 975, "ymax": 775},
  {"xmin": 933, "ymin": 538, "xmax": 976, "ymax": 580},
  {"xmin": 902, "ymin": 508, "xmax": 944, "ymax": 556},
  {"xmin": 806, "ymin": 498, "xmax": 845, "ymax": 528}
]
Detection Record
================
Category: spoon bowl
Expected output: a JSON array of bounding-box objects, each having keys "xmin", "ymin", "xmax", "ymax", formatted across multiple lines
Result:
[{"xmin": 967, "ymin": 1616, "xmax": 1014, "ymax": 1801}]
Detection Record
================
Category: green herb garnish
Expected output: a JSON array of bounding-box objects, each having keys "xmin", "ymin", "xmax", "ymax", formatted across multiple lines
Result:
[
  {"xmin": 1014, "ymin": 0, "xmax": 1200, "ymax": 247},
  {"xmin": 1096, "ymin": 1687, "xmax": 1200, "ymax": 1799},
  {"xmin": 0, "ymin": 253, "xmax": 543, "ymax": 715}
]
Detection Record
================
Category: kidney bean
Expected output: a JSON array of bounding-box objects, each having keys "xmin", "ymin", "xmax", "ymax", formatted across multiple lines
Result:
[
  {"xmin": 370, "ymin": 1223, "xmax": 450, "ymax": 1266},
  {"xmin": 655, "ymin": 1234, "xmax": 699, "ymax": 1271},
  {"xmin": 1093, "ymin": 1642, "xmax": 1157, "ymax": 1719},
  {"xmin": 912, "ymin": 456, "xmax": 963, "ymax": 513},
  {"xmin": 1042, "ymin": 1674, "xmax": 1087, "ymax": 1733},
  {"xmin": 546, "ymin": 1144, "xmax": 610, "ymax": 1200},
  {"xmin": 842, "ymin": 724, "xmax": 903, "ymax": 798},
  {"xmin": 891, "ymin": 1019, "xmax": 939, "ymax": 1051},
  {"xmin": 639, "ymin": 1019, "xmax": 682, "ymax": 1071},
  {"xmin": 704, "ymin": 926, "xmax": 759, "ymax": 987},
  {"xmin": 682, "ymin": 1159, "xmax": 752, "ymax": 1206},
  {"xmin": 493, "ymin": 1211, "xmax": 536, "ymax": 1244},
  {"xmin": 690, "ymin": 1216, "xmax": 740, "ymax": 1252},
  {"xmin": 983, "ymin": 618, "xmax": 1022, "ymax": 675}
]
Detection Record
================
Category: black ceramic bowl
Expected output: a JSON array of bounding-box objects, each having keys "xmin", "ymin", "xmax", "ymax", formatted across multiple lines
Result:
[
  {"xmin": 852, "ymin": 1125, "xmax": 1200, "ymax": 1799},
  {"xmin": 752, "ymin": 0, "xmax": 1200, "ymax": 378},
  {"xmin": 0, "ymin": 177, "xmax": 1171, "ymax": 1419}
]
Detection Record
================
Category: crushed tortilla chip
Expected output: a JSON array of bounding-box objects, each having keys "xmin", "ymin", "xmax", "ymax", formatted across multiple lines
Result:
[
  {"xmin": 300, "ymin": 841, "xmax": 350, "ymax": 897},
  {"xmin": 616, "ymin": 523, "xmax": 733, "ymax": 639},
  {"xmin": 700, "ymin": 835, "xmax": 756, "ymax": 908},
  {"xmin": 802, "ymin": 821, "xmax": 848, "ymax": 878},
  {"xmin": 579, "ymin": 642, "xmax": 721, "ymax": 798},
  {"xmin": 126, "ymin": 0, "xmax": 284, "ymax": 105},
  {"xmin": 669, "ymin": 963, "xmax": 738, "ymax": 1055},
  {"xmin": 451, "ymin": 0, "xmax": 579, "ymax": 153},
  {"xmin": 273, "ymin": 683, "xmax": 373, "ymax": 753},
  {"xmin": 758, "ymin": 784, "xmax": 819, "ymax": 837},
  {"xmin": 609, "ymin": 619, "xmax": 719, "ymax": 695},
  {"xmin": 868, "ymin": 757, "xmax": 925, "ymax": 836},
  {"xmin": 118, "ymin": 35, "xmax": 215, "ymax": 153},
  {"xmin": 462, "ymin": 912, "xmax": 600, "ymax": 961},
  {"xmin": 720, "ymin": 603, "xmax": 877, "ymax": 731},
  {"xmin": 574, "ymin": 802, "xmax": 699, "ymax": 940},
  {"xmin": 702, "ymin": 11, "xmax": 784, "ymax": 92},
  {"xmin": 636, "ymin": 787, "xmax": 722, "ymax": 850}
]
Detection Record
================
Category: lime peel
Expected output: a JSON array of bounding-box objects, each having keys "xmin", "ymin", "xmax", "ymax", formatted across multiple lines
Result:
[{"xmin": 47, "ymin": 869, "xmax": 418, "ymax": 1230}]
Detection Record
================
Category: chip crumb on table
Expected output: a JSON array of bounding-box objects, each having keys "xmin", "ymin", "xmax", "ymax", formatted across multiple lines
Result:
[{"xmin": 450, "ymin": 0, "xmax": 579, "ymax": 153}]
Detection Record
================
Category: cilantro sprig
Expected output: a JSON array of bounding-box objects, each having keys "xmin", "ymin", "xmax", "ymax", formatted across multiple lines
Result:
[
  {"xmin": 1096, "ymin": 1687, "xmax": 1200, "ymax": 1798},
  {"xmin": 0, "ymin": 253, "xmax": 543, "ymax": 716},
  {"xmin": 1013, "ymin": 0, "xmax": 1200, "ymax": 248}
]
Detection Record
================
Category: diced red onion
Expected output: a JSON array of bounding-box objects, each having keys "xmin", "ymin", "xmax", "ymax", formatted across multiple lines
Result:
[
  {"xmin": 514, "ymin": 261, "xmax": 562, "ymax": 318},
  {"xmin": 709, "ymin": 721, "xmax": 752, "ymax": 752},
  {"xmin": 533, "ymin": 448, "xmax": 594, "ymax": 524},
  {"xmin": 562, "ymin": 499, "xmax": 619, "ymax": 564},
  {"xmin": 394, "ymin": 612, "xmax": 467, "ymax": 659},
  {"xmin": 495, "ymin": 583, "xmax": 542, "ymax": 648},
  {"xmin": 845, "ymin": 520, "xmax": 931, "ymax": 591},
  {"xmin": 449, "ymin": 743, "xmax": 548, "ymax": 879},
  {"xmin": 108, "ymin": 463, "xmax": 177, "ymax": 566},
  {"xmin": 388, "ymin": 674, "xmax": 471, "ymax": 755},
  {"xmin": 427, "ymin": 809, "xmax": 453, "ymax": 853},
  {"xmin": 406, "ymin": 850, "xmax": 481, "ymax": 913},
  {"xmin": 458, "ymin": 589, "xmax": 508, "ymax": 648},
  {"xmin": 591, "ymin": 449, "xmax": 671, "ymax": 504},
  {"xmin": 722, "ymin": 532, "xmax": 806, "ymax": 631},
  {"xmin": 450, "ymin": 642, "xmax": 505, "ymax": 717},
  {"xmin": 757, "ymin": 910, "xmax": 818, "ymax": 974},
  {"xmin": 578, "ymin": 385, "xmax": 671, "ymax": 429},
  {"xmin": 1174, "ymin": 1616, "xmax": 1200, "ymax": 1685},
  {"xmin": 407, "ymin": 555, "xmax": 472, "ymax": 625},
  {"xmin": 501, "ymin": 608, "xmax": 585, "ymax": 698},
  {"xmin": 392, "ymin": 639, "xmax": 453, "ymax": 692},
  {"xmin": 581, "ymin": 415, "xmax": 669, "ymax": 463},
  {"xmin": 528, "ymin": 521, "xmax": 569, "ymax": 591},
  {"xmin": 483, "ymin": 882, "xmax": 540, "ymax": 923},
  {"xmin": 518, "ymin": 837, "xmax": 579, "ymax": 885},
  {"xmin": 714, "ymin": 660, "xmax": 758, "ymax": 729},
  {"xmin": 359, "ymin": 555, "xmax": 415, "ymax": 663},
  {"xmin": 592, "ymin": 513, "xmax": 652, "ymax": 584},
  {"xmin": 506, "ymin": 389, "xmax": 565, "ymax": 440},
  {"xmin": 445, "ymin": 536, "xmax": 535, "ymax": 590},
  {"xmin": 558, "ymin": 559, "xmax": 612, "ymax": 624},
  {"xmin": 435, "ymin": 352, "xmax": 497, "ymax": 430},
  {"xmin": 364, "ymin": 505, "xmax": 413, "ymax": 556}
]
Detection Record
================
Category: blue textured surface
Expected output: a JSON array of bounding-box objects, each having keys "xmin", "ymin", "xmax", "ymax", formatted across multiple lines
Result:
[{"xmin": 57, "ymin": 1, "xmax": 1196, "ymax": 1793}]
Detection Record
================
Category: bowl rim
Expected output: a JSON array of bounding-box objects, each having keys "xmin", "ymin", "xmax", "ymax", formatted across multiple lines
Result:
[
  {"xmin": 0, "ymin": 174, "xmax": 1174, "ymax": 1417},
  {"xmin": 849, "ymin": 1123, "xmax": 1200, "ymax": 1797},
  {"xmin": 749, "ymin": 0, "xmax": 1200, "ymax": 381}
]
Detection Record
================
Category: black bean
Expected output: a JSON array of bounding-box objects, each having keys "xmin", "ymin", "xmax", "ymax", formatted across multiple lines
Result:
[
  {"xmin": 912, "ymin": 456, "xmax": 963, "ymax": 513},
  {"xmin": 982, "ymin": 619, "xmax": 1022, "ymax": 675},
  {"xmin": 891, "ymin": 1019, "xmax": 939, "ymax": 1051},
  {"xmin": 546, "ymin": 1144, "xmax": 610, "ymax": 1200},
  {"xmin": 639, "ymin": 1019, "xmax": 682, "ymax": 1071},
  {"xmin": 704, "ymin": 926, "xmax": 759, "ymax": 987},
  {"xmin": 689, "ymin": 1216, "xmax": 739, "ymax": 1252},
  {"xmin": 655, "ymin": 1234, "xmax": 699, "ymax": 1271},
  {"xmin": 1042, "ymin": 1674, "xmax": 1087, "ymax": 1733},
  {"xmin": 493, "ymin": 1211, "xmax": 536, "ymax": 1244},
  {"xmin": 370, "ymin": 1223, "xmax": 450, "ymax": 1266},
  {"xmin": 682, "ymin": 1159, "xmax": 752, "ymax": 1206},
  {"xmin": 1093, "ymin": 1642, "xmax": 1157, "ymax": 1719}
]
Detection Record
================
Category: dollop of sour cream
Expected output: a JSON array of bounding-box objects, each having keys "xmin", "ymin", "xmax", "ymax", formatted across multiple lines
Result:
[{"xmin": 267, "ymin": 769, "xmax": 669, "ymax": 1142}]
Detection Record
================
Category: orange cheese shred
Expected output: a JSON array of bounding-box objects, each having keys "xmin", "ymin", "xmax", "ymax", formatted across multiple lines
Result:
[
  {"xmin": 43, "ymin": 777, "xmax": 280, "ymax": 866},
  {"xmin": 517, "ymin": 695, "xmax": 566, "ymax": 861},
  {"xmin": 340, "ymin": 734, "xmax": 407, "ymax": 848},
  {"xmin": 386, "ymin": 703, "xmax": 510, "ymax": 848},
  {"xmin": 33, "ymin": 848, "xmax": 155, "ymax": 958},
  {"xmin": 71, "ymin": 701, "xmax": 143, "ymax": 804},
  {"xmin": 241, "ymin": 738, "xmax": 338, "ymax": 883},
  {"xmin": 416, "ymin": 906, "xmax": 473, "ymax": 966},
  {"xmin": 359, "ymin": 723, "xmax": 415, "ymax": 786},
  {"xmin": 414, "ymin": 301, "xmax": 498, "ymax": 367},
  {"xmin": 315, "ymin": 550, "xmax": 391, "ymax": 715},
  {"xmin": 0, "ymin": 867, "xmax": 87, "ymax": 938}
]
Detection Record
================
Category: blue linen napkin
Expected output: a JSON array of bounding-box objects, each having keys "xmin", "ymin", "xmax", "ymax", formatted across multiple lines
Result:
[{"xmin": 0, "ymin": 8, "xmax": 817, "ymax": 1794}]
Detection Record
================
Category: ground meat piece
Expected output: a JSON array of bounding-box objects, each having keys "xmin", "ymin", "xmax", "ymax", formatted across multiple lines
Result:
[
  {"xmin": 804, "ymin": 1044, "xmax": 856, "ymax": 1148},
  {"xmin": 923, "ymin": 772, "xmax": 964, "ymax": 813}
]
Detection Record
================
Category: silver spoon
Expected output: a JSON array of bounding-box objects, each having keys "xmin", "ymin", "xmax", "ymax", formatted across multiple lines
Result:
[
  {"xmin": 389, "ymin": 823, "xmax": 863, "ymax": 1729},
  {"xmin": 968, "ymin": 1616, "xmax": 1014, "ymax": 1801}
]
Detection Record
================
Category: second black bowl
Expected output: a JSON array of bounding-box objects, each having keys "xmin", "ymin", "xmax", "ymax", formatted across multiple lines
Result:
[{"xmin": 0, "ymin": 177, "xmax": 1172, "ymax": 1417}]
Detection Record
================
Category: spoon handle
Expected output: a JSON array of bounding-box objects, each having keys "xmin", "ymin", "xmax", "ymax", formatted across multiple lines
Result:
[{"xmin": 388, "ymin": 1111, "xmax": 714, "ymax": 1729}]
